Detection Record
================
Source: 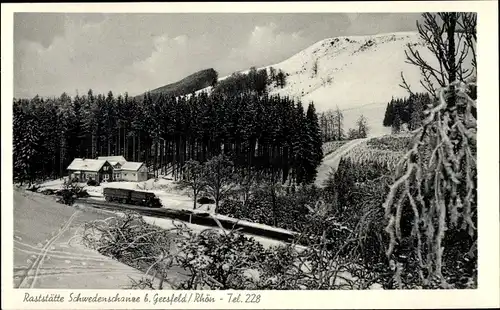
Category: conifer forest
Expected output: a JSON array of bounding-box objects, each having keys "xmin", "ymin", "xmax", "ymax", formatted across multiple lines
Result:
[{"xmin": 14, "ymin": 70, "xmax": 323, "ymax": 186}]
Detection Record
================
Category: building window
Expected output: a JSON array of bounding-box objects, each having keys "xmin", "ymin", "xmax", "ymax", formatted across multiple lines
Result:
[
  {"xmin": 132, "ymin": 173, "xmax": 136, "ymax": 177},
  {"xmin": 103, "ymin": 166, "xmax": 108, "ymax": 171}
]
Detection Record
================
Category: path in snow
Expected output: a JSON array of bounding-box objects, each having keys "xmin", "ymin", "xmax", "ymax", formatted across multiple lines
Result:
[
  {"xmin": 315, "ymin": 138, "xmax": 368, "ymax": 187},
  {"xmin": 13, "ymin": 190, "xmax": 163, "ymax": 289}
]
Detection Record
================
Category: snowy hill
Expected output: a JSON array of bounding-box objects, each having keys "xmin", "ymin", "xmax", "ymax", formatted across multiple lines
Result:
[
  {"xmin": 267, "ymin": 32, "xmax": 439, "ymax": 137},
  {"xmin": 136, "ymin": 68, "xmax": 218, "ymax": 99},
  {"xmin": 198, "ymin": 32, "xmax": 438, "ymax": 137}
]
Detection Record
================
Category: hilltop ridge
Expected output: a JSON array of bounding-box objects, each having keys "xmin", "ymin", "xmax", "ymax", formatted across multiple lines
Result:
[
  {"xmin": 136, "ymin": 68, "xmax": 218, "ymax": 99},
  {"xmin": 144, "ymin": 32, "xmax": 437, "ymax": 136}
]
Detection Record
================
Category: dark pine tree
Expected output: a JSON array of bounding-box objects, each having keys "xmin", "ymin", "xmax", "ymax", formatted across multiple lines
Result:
[
  {"xmin": 383, "ymin": 100, "xmax": 394, "ymax": 127},
  {"xmin": 304, "ymin": 102, "xmax": 323, "ymax": 183}
]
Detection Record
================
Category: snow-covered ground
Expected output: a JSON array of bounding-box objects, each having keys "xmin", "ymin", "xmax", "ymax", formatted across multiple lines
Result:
[
  {"xmin": 142, "ymin": 216, "xmax": 381, "ymax": 289},
  {"xmin": 142, "ymin": 216, "xmax": 304, "ymax": 251},
  {"xmin": 72, "ymin": 201, "xmax": 382, "ymax": 289},
  {"xmin": 38, "ymin": 177, "xmax": 213, "ymax": 211},
  {"xmin": 214, "ymin": 214, "xmax": 298, "ymax": 236},
  {"xmin": 39, "ymin": 176, "xmax": 299, "ymax": 238}
]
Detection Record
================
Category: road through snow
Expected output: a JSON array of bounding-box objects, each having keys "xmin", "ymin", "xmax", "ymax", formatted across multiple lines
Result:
[{"xmin": 315, "ymin": 138, "xmax": 368, "ymax": 187}]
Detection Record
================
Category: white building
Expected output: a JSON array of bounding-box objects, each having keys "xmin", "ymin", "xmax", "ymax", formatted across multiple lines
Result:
[
  {"xmin": 67, "ymin": 159, "xmax": 114, "ymax": 182},
  {"xmin": 98, "ymin": 156, "xmax": 148, "ymax": 182}
]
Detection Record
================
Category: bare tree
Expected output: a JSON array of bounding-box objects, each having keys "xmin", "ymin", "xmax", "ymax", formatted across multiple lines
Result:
[
  {"xmin": 236, "ymin": 168, "xmax": 257, "ymax": 210},
  {"xmin": 401, "ymin": 13, "xmax": 477, "ymax": 100},
  {"xmin": 319, "ymin": 112, "xmax": 327, "ymax": 141},
  {"xmin": 202, "ymin": 154, "xmax": 237, "ymax": 213},
  {"xmin": 356, "ymin": 114, "xmax": 369, "ymax": 138},
  {"xmin": 326, "ymin": 110, "xmax": 335, "ymax": 141},
  {"xmin": 334, "ymin": 106, "xmax": 345, "ymax": 140},
  {"xmin": 178, "ymin": 160, "xmax": 206, "ymax": 209}
]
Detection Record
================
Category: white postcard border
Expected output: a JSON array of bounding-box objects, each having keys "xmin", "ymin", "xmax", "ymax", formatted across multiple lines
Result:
[{"xmin": 2, "ymin": 1, "xmax": 498, "ymax": 309}]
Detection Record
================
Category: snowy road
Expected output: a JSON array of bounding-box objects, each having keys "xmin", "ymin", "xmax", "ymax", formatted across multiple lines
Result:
[{"xmin": 315, "ymin": 138, "xmax": 368, "ymax": 187}]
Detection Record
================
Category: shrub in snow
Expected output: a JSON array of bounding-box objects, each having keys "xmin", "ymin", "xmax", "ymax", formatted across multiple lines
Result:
[
  {"xmin": 26, "ymin": 184, "xmax": 41, "ymax": 192},
  {"xmin": 219, "ymin": 184, "xmax": 322, "ymax": 233},
  {"xmin": 81, "ymin": 210, "xmax": 389, "ymax": 290},
  {"xmin": 175, "ymin": 229, "xmax": 267, "ymax": 289},
  {"xmin": 197, "ymin": 197, "xmax": 215, "ymax": 205},
  {"xmin": 87, "ymin": 179, "xmax": 99, "ymax": 186},
  {"xmin": 58, "ymin": 179, "xmax": 89, "ymax": 205},
  {"xmin": 40, "ymin": 188, "xmax": 57, "ymax": 195},
  {"xmin": 365, "ymin": 135, "xmax": 413, "ymax": 152}
]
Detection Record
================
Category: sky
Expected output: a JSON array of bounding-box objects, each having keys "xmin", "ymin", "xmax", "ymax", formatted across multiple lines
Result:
[{"xmin": 14, "ymin": 13, "xmax": 422, "ymax": 98}]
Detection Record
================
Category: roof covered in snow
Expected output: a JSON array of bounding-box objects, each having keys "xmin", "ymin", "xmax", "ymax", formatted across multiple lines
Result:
[
  {"xmin": 67, "ymin": 158, "xmax": 107, "ymax": 172},
  {"xmin": 121, "ymin": 161, "xmax": 144, "ymax": 171},
  {"xmin": 97, "ymin": 156, "xmax": 127, "ymax": 166}
]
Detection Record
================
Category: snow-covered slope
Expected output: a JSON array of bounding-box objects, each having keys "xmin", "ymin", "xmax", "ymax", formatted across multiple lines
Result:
[
  {"xmin": 267, "ymin": 32, "xmax": 438, "ymax": 137},
  {"xmin": 199, "ymin": 32, "xmax": 438, "ymax": 137}
]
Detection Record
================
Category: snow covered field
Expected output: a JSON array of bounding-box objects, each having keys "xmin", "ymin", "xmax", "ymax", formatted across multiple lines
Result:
[
  {"xmin": 38, "ymin": 177, "xmax": 214, "ymax": 212},
  {"xmin": 315, "ymin": 138, "xmax": 369, "ymax": 187}
]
